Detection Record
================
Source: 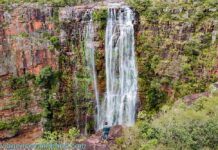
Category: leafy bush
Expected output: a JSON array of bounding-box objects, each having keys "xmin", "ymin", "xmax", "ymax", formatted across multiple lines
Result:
[
  {"xmin": 93, "ymin": 9, "xmax": 107, "ymax": 22},
  {"xmin": 146, "ymin": 81, "xmax": 167, "ymax": 111},
  {"xmin": 126, "ymin": 0, "xmax": 151, "ymax": 13},
  {"xmin": 36, "ymin": 66, "xmax": 59, "ymax": 89},
  {"xmin": 9, "ymin": 76, "xmax": 26, "ymax": 90},
  {"xmin": 68, "ymin": 127, "xmax": 79, "ymax": 141},
  {"xmin": 0, "ymin": 113, "xmax": 41, "ymax": 130},
  {"xmin": 151, "ymin": 95, "xmax": 218, "ymax": 149},
  {"xmin": 8, "ymin": 75, "xmax": 36, "ymax": 108},
  {"xmin": 35, "ymin": 67, "xmax": 60, "ymax": 131},
  {"xmin": 49, "ymin": 36, "xmax": 60, "ymax": 50},
  {"xmin": 115, "ymin": 94, "xmax": 218, "ymax": 150},
  {"xmin": 37, "ymin": 127, "xmax": 80, "ymax": 144},
  {"xmin": 115, "ymin": 137, "xmax": 125, "ymax": 145}
]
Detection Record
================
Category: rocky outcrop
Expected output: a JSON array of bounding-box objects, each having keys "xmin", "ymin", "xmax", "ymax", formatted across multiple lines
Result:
[
  {"xmin": 82, "ymin": 125, "xmax": 123, "ymax": 150},
  {"xmin": 183, "ymin": 82, "xmax": 218, "ymax": 105},
  {"xmin": 0, "ymin": 125, "xmax": 43, "ymax": 144},
  {"xmin": 183, "ymin": 92, "xmax": 210, "ymax": 105}
]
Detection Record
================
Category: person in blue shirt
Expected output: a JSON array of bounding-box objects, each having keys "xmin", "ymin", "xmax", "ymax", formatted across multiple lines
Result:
[{"xmin": 102, "ymin": 121, "xmax": 110, "ymax": 141}]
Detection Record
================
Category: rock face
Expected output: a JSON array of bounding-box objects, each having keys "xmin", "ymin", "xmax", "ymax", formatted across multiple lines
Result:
[
  {"xmin": 0, "ymin": 2, "xmax": 111, "ymax": 141},
  {"xmin": 0, "ymin": 4, "xmax": 59, "ymax": 141},
  {"xmin": 82, "ymin": 125, "xmax": 123, "ymax": 150},
  {"xmin": 0, "ymin": 1, "xmax": 218, "ymax": 143},
  {"xmin": 0, "ymin": 4, "xmax": 58, "ymax": 77}
]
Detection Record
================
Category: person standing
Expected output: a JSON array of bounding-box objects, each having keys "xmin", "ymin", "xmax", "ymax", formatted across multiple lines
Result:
[{"xmin": 102, "ymin": 122, "xmax": 110, "ymax": 141}]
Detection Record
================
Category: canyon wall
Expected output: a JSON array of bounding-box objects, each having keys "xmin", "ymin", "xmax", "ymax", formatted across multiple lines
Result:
[
  {"xmin": 0, "ymin": 4, "xmax": 59, "ymax": 139},
  {"xmin": 0, "ymin": 0, "xmax": 217, "ymax": 141}
]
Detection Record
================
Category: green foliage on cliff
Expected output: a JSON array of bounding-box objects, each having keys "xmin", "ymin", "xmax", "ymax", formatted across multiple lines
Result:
[
  {"xmin": 0, "ymin": 113, "xmax": 41, "ymax": 130},
  {"xmin": 127, "ymin": 0, "xmax": 151, "ymax": 13},
  {"xmin": 49, "ymin": 36, "xmax": 61, "ymax": 50},
  {"xmin": 114, "ymin": 93, "xmax": 218, "ymax": 150},
  {"xmin": 36, "ymin": 66, "xmax": 60, "ymax": 89},
  {"xmin": 0, "ymin": 74, "xmax": 42, "ymax": 137},
  {"xmin": 35, "ymin": 67, "xmax": 60, "ymax": 131},
  {"xmin": 93, "ymin": 9, "xmax": 107, "ymax": 46},
  {"xmin": 130, "ymin": 0, "xmax": 218, "ymax": 112},
  {"xmin": 8, "ymin": 75, "xmax": 35, "ymax": 109},
  {"xmin": 93, "ymin": 9, "xmax": 107, "ymax": 22},
  {"xmin": 127, "ymin": 0, "xmax": 218, "ymax": 22},
  {"xmin": 0, "ymin": 0, "xmax": 102, "ymax": 5}
]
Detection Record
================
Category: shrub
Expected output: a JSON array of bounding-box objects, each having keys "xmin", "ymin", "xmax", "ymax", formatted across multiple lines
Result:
[
  {"xmin": 0, "ymin": 114, "xmax": 41, "ymax": 130},
  {"xmin": 49, "ymin": 36, "xmax": 60, "ymax": 49},
  {"xmin": 93, "ymin": 9, "xmax": 107, "ymax": 22},
  {"xmin": 37, "ymin": 127, "xmax": 80, "ymax": 145},
  {"xmin": 151, "ymin": 95, "xmax": 218, "ymax": 149},
  {"xmin": 36, "ymin": 66, "xmax": 59, "ymax": 89},
  {"xmin": 9, "ymin": 76, "xmax": 26, "ymax": 90},
  {"xmin": 117, "ymin": 95, "xmax": 218, "ymax": 150},
  {"xmin": 115, "ymin": 137, "xmax": 125, "ymax": 145},
  {"xmin": 126, "ymin": 0, "xmax": 151, "ymax": 13},
  {"xmin": 146, "ymin": 80, "xmax": 167, "ymax": 111},
  {"xmin": 68, "ymin": 127, "xmax": 79, "ymax": 141}
]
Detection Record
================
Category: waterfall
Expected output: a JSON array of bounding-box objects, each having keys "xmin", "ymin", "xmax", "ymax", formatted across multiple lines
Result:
[
  {"xmin": 103, "ymin": 6, "xmax": 138, "ymax": 127},
  {"xmin": 84, "ymin": 11, "xmax": 101, "ymax": 130},
  {"xmin": 84, "ymin": 6, "xmax": 137, "ymax": 130}
]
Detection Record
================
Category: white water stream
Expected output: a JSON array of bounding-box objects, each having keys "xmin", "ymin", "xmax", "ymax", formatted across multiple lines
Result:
[
  {"xmin": 84, "ymin": 11, "xmax": 101, "ymax": 130},
  {"xmin": 103, "ymin": 6, "xmax": 138, "ymax": 127},
  {"xmin": 85, "ymin": 5, "xmax": 137, "ymax": 130}
]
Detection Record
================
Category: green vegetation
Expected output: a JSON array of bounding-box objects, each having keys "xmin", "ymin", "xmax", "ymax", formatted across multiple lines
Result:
[
  {"xmin": 9, "ymin": 75, "xmax": 35, "ymax": 109},
  {"xmin": 0, "ymin": 74, "xmax": 41, "ymax": 138},
  {"xmin": 128, "ymin": 0, "xmax": 218, "ymax": 113},
  {"xmin": 0, "ymin": 0, "xmax": 102, "ymax": 5},
  {"xmin": 110, "ymin": 2, "xmax": 218, "ymax": 149},
  {"xmin": 93, "ymin": 9, "xmax": 107, "ymax": 22},
  {"xmin": 36, "ymin": 66, "xmax": 59, "ymax": 89},
  {"xmin": 113, "ymin": 93, "xmax": 218, "ymax": 150},
  {"xmin": 36, "ymin": 67, "xmax": 60, "ymax": 131},
  {"xmin": 0, "ymin": 0, "xmax": 217, "ymax": 146},
  {"xmin": 127, "ymin": 0, "xmax": 218, "ymax": 23},
  {"xmin": 68, "ymin": 127, "xmax": 80, "ymax": 141},
  {"xmin": 19, "ymin": 32, "xmax": 29, "ymax": 38},
  {"xmin": 0, "ymin": 113, "xmax": 41, "ymax": 130},
  {"xmin": 1, "ymin": 74, "xmax": 41, "ymax": 131},
  {"xmin": 36, "ymin": 127, "xmax": 80, "ymax": 150},
  {"xmin": 93, "ymin": 9, "xmax": 107, "ymax": 41}
]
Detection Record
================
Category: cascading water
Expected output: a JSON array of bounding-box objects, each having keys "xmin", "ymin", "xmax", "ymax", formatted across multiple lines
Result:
[
  {"xmin": 84, "ymin": 11, "xmax": 101, "ymax": 130},
  {"xmin": 84, "ymin": 6, "xmax": 137, "ymax": 130},
  {"xmin": 102, "ymin": 6, "xmax": 138, "ymax": 127}
]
